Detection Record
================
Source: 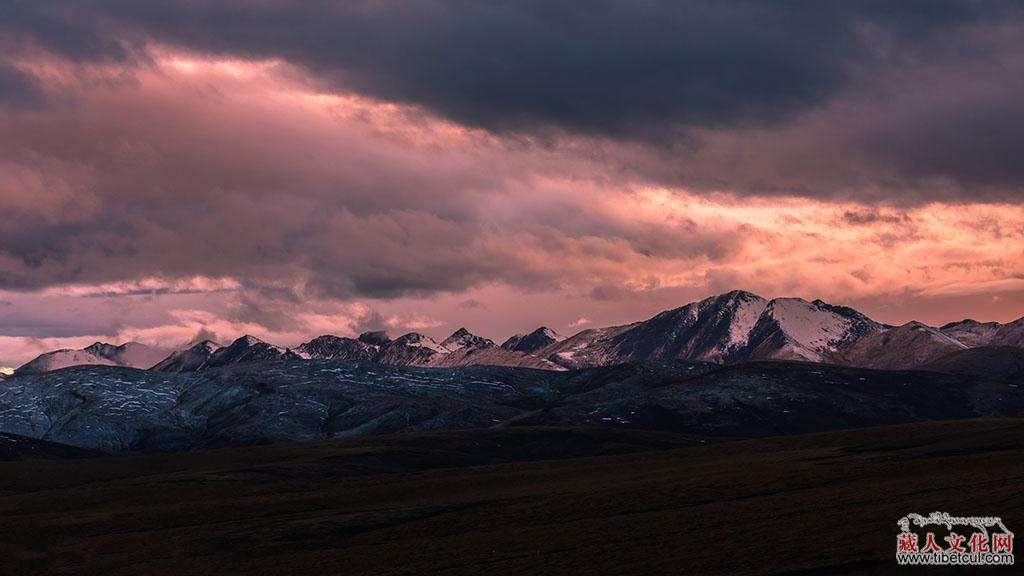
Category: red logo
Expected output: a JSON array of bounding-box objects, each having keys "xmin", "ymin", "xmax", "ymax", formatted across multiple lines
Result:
[{"xmin": 897, "ymin": 512, "xmax": 1014, "ymax": 567}]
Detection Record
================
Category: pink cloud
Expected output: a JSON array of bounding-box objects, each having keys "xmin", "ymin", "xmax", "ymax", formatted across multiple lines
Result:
[{"xmin": 1, "ymin": 49, "xmax": 1023, "ymax": 366}]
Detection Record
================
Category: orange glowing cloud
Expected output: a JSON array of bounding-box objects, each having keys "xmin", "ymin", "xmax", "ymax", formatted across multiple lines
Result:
[{"xmin": 1, "ymin": 46, "xmax": 1023, "ymax": 367}]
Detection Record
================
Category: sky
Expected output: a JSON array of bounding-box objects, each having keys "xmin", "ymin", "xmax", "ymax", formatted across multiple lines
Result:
[{"xmin": 2, "ymin": 1, "xmax": 1024, "ymax": 366}]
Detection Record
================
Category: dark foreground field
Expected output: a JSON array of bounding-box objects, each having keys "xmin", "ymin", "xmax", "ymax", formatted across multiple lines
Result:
[{"xmin": 2, "ymin": 420, "xmax": 1022, "ymax": 576}]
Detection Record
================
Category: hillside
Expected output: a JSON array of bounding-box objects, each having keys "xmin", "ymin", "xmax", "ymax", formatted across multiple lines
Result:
[
  {"xmin": 1, "ymin": 419, "xmax": 1021, "ymax": 575},
  {"xmin": 2, "ymin": 359, "xmax": 1022, "ymax": 452}
]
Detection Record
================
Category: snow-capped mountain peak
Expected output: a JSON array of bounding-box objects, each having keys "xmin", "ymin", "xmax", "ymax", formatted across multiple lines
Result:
[
  {"xmin": 539, "ymin": 292, "xmax": 887, "ymax": 368},
  {"xmin": 393, "ymin": 332, "xmax": 449, "ymax": 352},
  {"xmin": 150, "ymin": 340, "xmax": 223, "ymax": 372},
  {"xmin": 15, "ymin": 290, "xmax": 1024, "ymax": 376},
  {"xmin": 192, "ymin": 340, "xmax": 222, "ymax": 354},
  {"xmin": 940, "ymin": 317, "xmax": 1023, "ymax": 347},
  {"xmin": 441, "ymin": 328, "xmax": 495, "ymax": 350},
  {"xmin": 15, "ymin": 341, "xmax": 171, "ymax": 375},
  {"xmin": 840, "ymin": 320, "xmax": 969, "ymax": 370},
  {"xmin": 294, "ymin": 335, "xmax": 378, "ymax": 363},
  {"xmin": 198, "ymin": 335, "xmax": 298, "ymax": 369},
  {"xmin": 744, "ymin": 297, "xmax": 884, "ymax": 362},
  {"xmin": 83, "ymin": 342, "xmax": 120, "ymax": 357},
  {"xmin": 538, "ymin": 327, "xmax": 562, "ymax": 340},
  {"xmin": 718, "ymin": 291, "xmax": 770, "ymax": 350},
  {"xmin": 764, "ymin": 298, "xmax": 852, "ymax": 348},
  {"xmin": 236, "ymin": 335, "xmax": 265, "ymax": 347},
  {"xmin": 501, "ymin": 326, "xmax": 563, "ymax": 353}
]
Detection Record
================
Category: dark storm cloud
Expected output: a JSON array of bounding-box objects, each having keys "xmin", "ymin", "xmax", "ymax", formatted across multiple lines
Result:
[
  {"xmin": 841, "ymin": 209, "xmax": 911, "ymax": 226},
  {"xmin": 646, "ymin": 48, "xmax": 1024, "ymax": 203},
  {"xmin": 350, "ymin": 309, "xmax": 389, "ymax": 335},
  {"xmin": 0, "ymin": 62, "xmax": 44, "ymax": 106},
  {"xmin": 589, "ymin": 284, "xmax": 635, "ymax": 302},
  {"xmin": 188, "ymin": 327, "xmax": 221, "ymax": 346},
  {"xmin": 3, "ymin": 0, "xmax": 1011, "ymax": 138},
  {"xmin": 0, "ymin": 1, "xmax": 132, "ymax": 61},
  {"xmin": 854, "ymin": 72, "xmax": 1024, "ymax": 194},
  {"xmin": 4, "ymin": 0, "xmax": 1021, "ymax": 201},
  {"xmin": 3, "ymin": 0, "xmax": 1024, "ymax": 311},
  {"xmin": 0, "ymin": 293, "xmax": 129, "ymax": 338},
  {"xmin": 226, "ymin": 293, "xmax": 306, "ymax": 333},
  {"xmin": 0, "ymin": 62, "xmax": 740, "ymax": 298}
]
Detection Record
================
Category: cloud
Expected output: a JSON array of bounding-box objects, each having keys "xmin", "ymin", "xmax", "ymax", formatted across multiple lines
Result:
[
  {"xmin": 568, "ymin": 317, "xmax": 591, "ymax": 328},
  {"xmin": 1, "ymin": 1, "xmax": 1024, "ymax": 359},
  {"xmin": 589, "ymin": 284, "xmax": 635, "ymax": 302},
  {"xmin": 0, "ymin": 56, "xmax": 756, "ymax": 299},
  {"xmin": 385, "ymin": 312, "xmax": 443, "ymax": 332},
  {"xmin": 1, "ymin": 2, "xmax": 1023, "ymax": 207},
  {"xmin": 187, "ymin": 327, "xmax": 220, "ymax": 346},
  {"xmin": 841, "ymin": 209, "xmax": 911, "ymax": 226},
  {"xmin": 0, "ymin": 62, "xmax": 44, "ymax": 106},
  {"xmin": 9, "ymin": 2, "xmax": 1011, "ymax": 136},
  {"xmin": 350, "ymin": 308, "xmax": 388, "ymax": 334}
]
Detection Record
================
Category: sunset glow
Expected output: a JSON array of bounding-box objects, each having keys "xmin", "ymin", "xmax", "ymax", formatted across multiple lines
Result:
[{"xmin": 2, "ymin": 3, "xmax": 1024, "ymax": 367}]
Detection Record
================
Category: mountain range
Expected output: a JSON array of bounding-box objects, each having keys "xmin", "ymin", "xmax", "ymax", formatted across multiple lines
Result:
[
  {"xmin": 13, "ymin": 290, "xmax": 1024, "ymax": 375},
  {"xmin": 13, "ymin": 341, "xmax": 171, "ymax": 375},
  {"xmin": 3, "ymin": 359, "xmax": 1022, "ymax": 453}
]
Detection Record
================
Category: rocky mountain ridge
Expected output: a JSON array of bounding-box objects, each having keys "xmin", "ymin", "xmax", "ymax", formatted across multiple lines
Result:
[
  {"xmin": 1, "ymin": 359, "xmax": 1021, "ymax": 453},
  {"xmin": 14, "ymin": 342, "xmax": 170, "ymax": 375},
  {"xmin": 13, "ymin": 290, "xmax": 1024, "ymax": 374}
]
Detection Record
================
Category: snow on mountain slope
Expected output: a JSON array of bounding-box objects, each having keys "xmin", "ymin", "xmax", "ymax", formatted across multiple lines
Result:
[
  {"xmin": 295, "ymin": 335, "xmax": 378, "ymax": 362},
  {"xmin": 764, "ymin": 299, "xmax": 853, "ymax": 351},
  {"xmin": 393, "ymin": 332, "xmax": 450, "ymax": 352},
  {"xmin": 375, "ymin": 333, "xmax": 452, "ymax": 366},
  {"xmin": 501, "ymin": 327, "xmax": 563, "ymax": 354},
  {"xmin": 430, "ymin": 346, "xmax": 566, "ymax": 370},
  {"xmin": 939, "ymin": 319, "xmax": 1003, "ymax": 347},
  {"xmin": 840, "ymin": 321, "xmax": 967, "ymax": 370},
  {"xmin": 103, "ymin": 342, "xmax": 174, "ymax": 370},
  {"xmin": 726, "ymin": 293, "xmax": 771, "ymax": 349},
  {"xmin": 441, "ymin": 328, "xmax": 495, "ymax": 350},
  {"xmin": 538, "ymin": 290, "xmax": 772, "ymax": 368},
  {"xmin": 15, "ymin": 342, "xmax": 171, "ymax": 375},
  {"xmin": 15, "ymin": 349, "xmax": 117, "ymax": 375},
  {"xmin": 623, "ymin": 291, "xmax": 767, "ymax": 360},
  {"xmin": 991, "ymin": 317, "xmax": 1024, "ymax": 347},
  {"xmin": 17, "ymin": 292, "xmax": 1024, "ymax": 376},
  {"xmin": 202, "ymin": 335, "xmax": 299, "ymax": 369},
  {"xmin": 744, "ymin": 298, "xmax": 885, "ymax": 362},
  {"xmin": 156, "ymin": 329, "xmax": 549, "ymax": 372},
  {"xmin": 537, "ymin": 291, "xmax": 887, "ymax": 368},
  {"xmin": 536, "ymin": 324, "xmax": 638, "ymax": 369},
  {"xmin": 151, "ymin": 340, "xmax": 222, "ymax": 372},
  {"xmin": 934, "ymin": 316, "xmax": 1024, "ymax": 348},
  {"xmin": 3, "ymin": 359, "xmax": 1023, "ymax": 453}
]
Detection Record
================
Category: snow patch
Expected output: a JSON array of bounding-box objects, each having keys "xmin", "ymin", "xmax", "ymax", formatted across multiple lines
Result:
[
  {"xmin": 726, "ymin": 296, "xmax": 769, "ymax": 349},
  {"xmin": 765, "ymin": 298, "xmax": 852, "ymax": 353}
]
